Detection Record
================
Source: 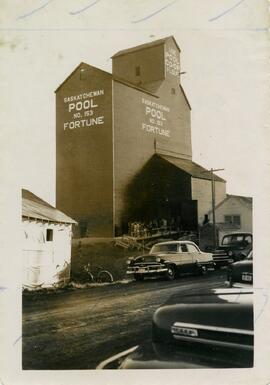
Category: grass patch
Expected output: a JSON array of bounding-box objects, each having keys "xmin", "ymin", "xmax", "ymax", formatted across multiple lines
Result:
[{"xmin": 71, "ymin": 238, "xmax": 145, "ymax": 282}]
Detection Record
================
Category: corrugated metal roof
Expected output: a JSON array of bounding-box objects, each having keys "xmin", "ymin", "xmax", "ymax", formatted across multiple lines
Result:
[
  {"xmin": 22, "ymin": 189, "xmax": 76, "ymax": 224},
  {"xmin": 157, "ymin": 154, "xmax": 226, "ymax": 182},
  {"xmin": 112, "ymin": 36, "xmax": 180, "ymax": 58}
]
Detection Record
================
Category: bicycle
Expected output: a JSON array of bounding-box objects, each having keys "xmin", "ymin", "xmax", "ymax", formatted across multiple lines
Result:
[
  {"xmin": 52, "ymin": 277, "xmax": 70, "ymax": 289},
  {"xmin": 52, "ymin": 261, "xmax": 71, "ymax": 289},
  {"xmin": 82, "ymin": 263, "xmax": 114, "ymax": 283}
]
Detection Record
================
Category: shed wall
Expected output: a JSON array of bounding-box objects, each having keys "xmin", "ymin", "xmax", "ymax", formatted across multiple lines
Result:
[{"xmin": 22, "ymin": 220, "xmax": 72, "ymax": 288}]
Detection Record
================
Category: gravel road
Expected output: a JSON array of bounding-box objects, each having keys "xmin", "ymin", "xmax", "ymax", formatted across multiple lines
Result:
[{"xmin": 22, "ymin": 270, "xmax": 227, "ymax": 369}]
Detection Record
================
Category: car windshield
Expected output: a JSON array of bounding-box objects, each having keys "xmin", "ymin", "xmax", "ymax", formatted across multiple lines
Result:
[
  {"xmin": 151, "ymin": 244, "xmax": 178, "ymax": 253},
  {"xmin": 222, "ymin": 234, "xmax": 252, "ymax": 246},
  {"xmin": 246, "ymin": 251, "xmax": 253, "ymax": 260}
]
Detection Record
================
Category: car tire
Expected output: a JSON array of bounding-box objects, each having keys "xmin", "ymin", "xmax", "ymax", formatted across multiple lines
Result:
[
  {"xmin": 134, "ymin": 274, "xmax": 144, "ymax": 281},
  {"xmin": 195, "ymin": 264, "xmax": 207, "ymax": 276},
  {"xmin": 165, "ymin": 265, "xmax": 176, "ymax": 281}
]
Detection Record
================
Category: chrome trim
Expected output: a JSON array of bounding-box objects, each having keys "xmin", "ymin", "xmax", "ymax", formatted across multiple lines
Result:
[
  {"xmin": 197, "ymin": 261, "xmax": 214, "ymax": 265},
  {"xmin": 172, "ymin": 322, "xmax": 253, "ymax": 336},
  {"xmin": 213, "ymin": 256, "xmax": 229, "ymax": 259},
  {"xmin": 172, "ymin": 335, "xmax": 253, "ymax": 351},
  {"xmin": 225, "ymin": 281, "xmax": 253, "ymax": 289},
  {"xmin": 213, "ymin": 258, "xmax": 234, "ymax": 263},
  {"xmin": 126, "ymin": 268, "xmax": 168, "ymax": 274},
  {"xmin": 96, "ymin": 345, "xmax": 138, "ymax": 369}
]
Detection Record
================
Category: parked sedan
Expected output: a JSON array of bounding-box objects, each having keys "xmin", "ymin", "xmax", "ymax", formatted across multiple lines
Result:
[
  {"xmin": 126, "ymin": 241, "xmax": 214, "ymax": 281},
  {"xmin": 97, "ymin": 288, "xmax": 253, "ymax": 369},
  {"xmin": 227, "ymin": 251, "xmax": 253, "ymax": 287}
]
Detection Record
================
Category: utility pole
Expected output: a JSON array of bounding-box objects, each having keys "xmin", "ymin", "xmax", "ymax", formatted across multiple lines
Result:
[{"xmin": 210, "ymin": 168, "xmax": 225, "ymax": 249}]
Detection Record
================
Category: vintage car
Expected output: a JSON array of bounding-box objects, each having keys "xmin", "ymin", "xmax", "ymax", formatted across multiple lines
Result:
[
  {"xmin": 97, "ymin": 288, "xmax": 254, "ymax": 369},
  {"xmin": 212, "ymin": 232, "xmax": 252, "ymax": 268},
  {"xmin": 227, "ymin": 250, "xmax": 253, "ymax": 287},
  {"xmin": 126, "ymin": 241, "xmax": 214, "ymax": 281}
]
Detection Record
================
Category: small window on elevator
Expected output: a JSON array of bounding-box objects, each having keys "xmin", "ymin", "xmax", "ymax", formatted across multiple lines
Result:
[
  {"xmin": 46, "ymin": 229, "xmax": 53, "ymax": 242},
  {"xmin": 135, "ymin": 65, "xmax": 141, "ymax": 76},
  {"xmin": 80, "ymin": 68, "xmax": 86, "ymax": 80}
]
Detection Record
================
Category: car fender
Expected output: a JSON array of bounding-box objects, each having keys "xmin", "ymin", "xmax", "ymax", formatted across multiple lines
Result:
[
  {"xmin": 164, "ymin": 261, "xmax": 177, "ymax": 270},
  {"xmin": 196, "ymin": 252, "xmax": 213, "ymax": 263}
]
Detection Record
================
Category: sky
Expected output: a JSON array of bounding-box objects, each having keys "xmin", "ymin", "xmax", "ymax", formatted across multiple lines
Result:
[{"xmin": 0, "ymin": 0, "xmax": 269, "ymax": 206}]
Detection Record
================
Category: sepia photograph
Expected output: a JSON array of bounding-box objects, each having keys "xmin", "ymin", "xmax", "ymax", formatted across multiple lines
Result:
[{"xmin": 0, "ymin": 1, "xmax": 269, "ymax": 384}]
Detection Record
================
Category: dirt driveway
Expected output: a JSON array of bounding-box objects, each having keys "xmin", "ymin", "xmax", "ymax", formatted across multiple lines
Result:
[{"xmin": 23, "ymin": 270, "xmax": 227, "ymax": 369}]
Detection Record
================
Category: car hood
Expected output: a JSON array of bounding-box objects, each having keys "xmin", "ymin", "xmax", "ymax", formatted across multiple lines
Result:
[
  {"xmin": 98, "ymin": 289, "xmax": 254, "ymax": 370},
  {"xmin": 132, "ymin": 253, "xmax": 173, "ymax": 264},
  {"xmin": 213, "ymin": 247, "xmax": 229, "ymax": 254},
  {"xmin": 131, "ymin": 254, "xmax": 165, "ymax": 265},
  {"xmin": 231, "ymin": 259, "xmax": 253, "ymax": 271},
  {"xmin": 152, "ymin": 289, "xmax": 253, "ymax": 346},
  {"xmin": 216, "ymin": 245, "xmax": 250, "ymax": 253}
]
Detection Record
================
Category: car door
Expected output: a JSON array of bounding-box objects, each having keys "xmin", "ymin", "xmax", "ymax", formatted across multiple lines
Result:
[
  {"xmin": 187, "ymin": 243, "xmax": 201, "ymax": 271},
  {"xmin": 176, "ymin": 243, "xmax": 193, "ymax": 273}
]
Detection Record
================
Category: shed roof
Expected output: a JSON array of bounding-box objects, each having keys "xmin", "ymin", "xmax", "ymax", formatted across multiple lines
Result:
[
  {"xmin": 113, "ymin": 76, "xmax": 159, "ymax": 98},
  {"xmin": 207, "ymin": 194, "xmax": 252, "ymax": 216},
  {"xmin": 157, "ymin": 154, "xmax": 226, "ymax": 182},
  {"xmin": 226, "ymin": 194, "xmax": 252, "ymax": 205},
  {"xmin": 22, "ymin": 189, "xmax": 76, "ymax": 224},
  {"xmin": 112, "ymin": 36, "xmax": 180, "ymax": 58},
  {"xmin": 215, "ymin": 194, "xmax": 252, "ymax": 211}
]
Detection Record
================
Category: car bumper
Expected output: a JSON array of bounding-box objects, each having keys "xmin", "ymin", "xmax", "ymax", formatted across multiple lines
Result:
[
  {"xmin": 197, "ymin": 261, "xmax": 215, "ymax": 267},
  {"xmin": 213, "ymin": 258, "xmax": 234, "ymax": 265},
  {"xmin": 97, "ymin": 340, "xmax": 253, "ymax": 369},
  {"xmin": 126, "ymin": 266, "xmax": 168, "ymax": 275},
  {"xmin": 226, "ymin": 281, "xmax": 253, "ymax": 288}
]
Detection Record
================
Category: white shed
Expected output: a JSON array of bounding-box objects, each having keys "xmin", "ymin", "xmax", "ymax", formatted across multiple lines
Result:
[{"xmin": 22, "ymin": 189, "xmax": 76, "ymax": 289}]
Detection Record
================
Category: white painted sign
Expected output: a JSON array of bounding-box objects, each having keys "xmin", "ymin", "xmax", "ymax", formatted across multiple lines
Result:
[
  {"xmin": 165, "ymin": 48, "xmax": 180, "ymax": 77},
  {"xmin": 63, "ymin": 89, "xmax": 105, "ymax": 130},
  {"xmin": 141, "ymin": 98, "xmax": 170, "ymax": 137}
]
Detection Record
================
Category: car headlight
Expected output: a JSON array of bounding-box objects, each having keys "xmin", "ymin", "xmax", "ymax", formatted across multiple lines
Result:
[
  {"xmin": 228, "ymin": 250, "xmax": 233, "ymax": 257},
  {"xmin": 156, "ymin": 257, "xmax": 161, "ymax": 262},
  {"xmin": 126, "ymin": 258, "xmax": 133, "ymax": 265}
]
